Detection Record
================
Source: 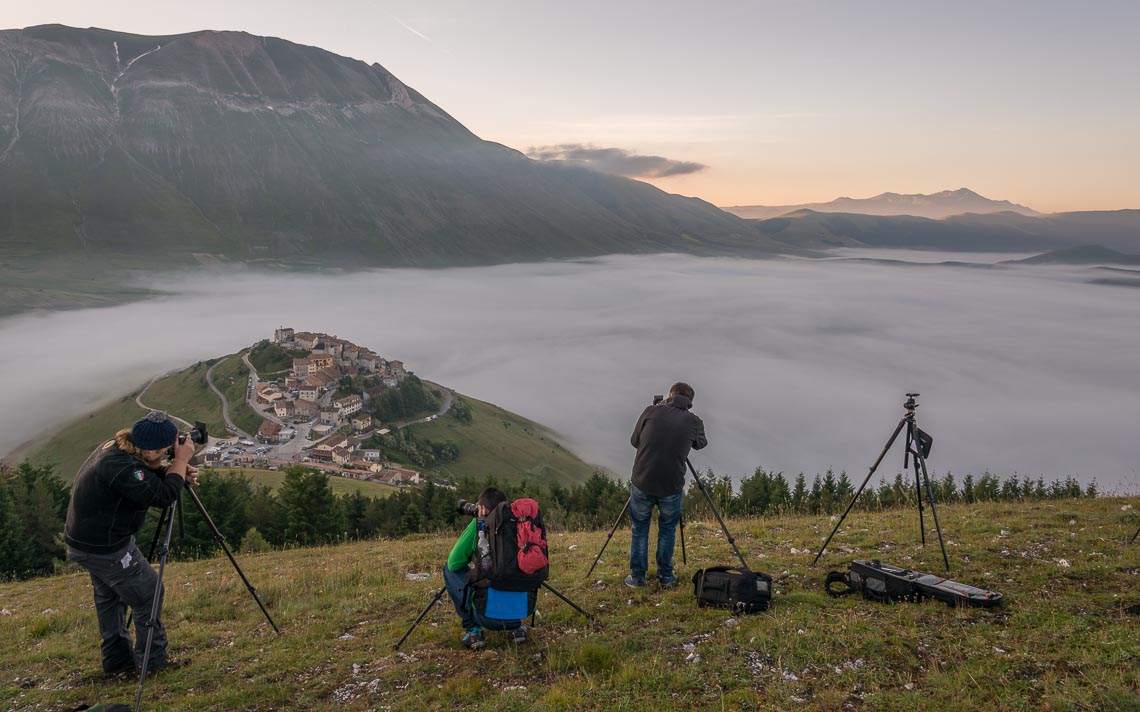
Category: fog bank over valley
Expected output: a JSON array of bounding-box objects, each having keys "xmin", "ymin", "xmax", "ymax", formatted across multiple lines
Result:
[{"xmin": 2, "ymin": 252, "xmax": 1137, "ymax": 492}]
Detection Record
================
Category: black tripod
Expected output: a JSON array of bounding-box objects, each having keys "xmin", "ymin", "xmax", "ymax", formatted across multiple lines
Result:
[
  {"xmin": 586, "ymin": 458, "xmax": 750, "ymax": 579},
  {"xmin": 1130, "ymin": 525, "xmax": 1139, "ymax": 546},
  {"xmin": 394, "ymin": 580, "xmax": 592, "ymax": 650},
  {"xmin": 813, "ymin": 393, "xmax": 950, "ymax": 572},
  {"xmin": 135, "ymin": 486, "xmax": 280, "ymax": 711}
]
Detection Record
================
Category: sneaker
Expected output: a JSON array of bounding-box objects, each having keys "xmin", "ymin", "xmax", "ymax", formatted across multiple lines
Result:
[
  {"xmin": 624, "ymin": 575, "xmax": 646, "ymax": 588},
  {"xmin": 461, "ymin": 627, "xmax": 486, "ymax": 650},
  {"xmin": 143, "ymin": 658, "xmax": 190, "ymax": 676},
  {"xmin": 510, "ymin": 625, "xmax": 528, "ymax": 644},
  {"xmin": 658, "ymin": 577, "xmax": 678, "ymax": 589}
]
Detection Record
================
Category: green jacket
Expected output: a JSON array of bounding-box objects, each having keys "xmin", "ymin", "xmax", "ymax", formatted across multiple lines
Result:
[{"xmin": 447, "ymin": 518, "xmax": 478, "ymax": 572}]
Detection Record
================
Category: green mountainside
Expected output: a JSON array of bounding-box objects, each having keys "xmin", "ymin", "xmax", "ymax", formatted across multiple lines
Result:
[
  {"xmin": 20, "ymin": 348, "xmax": 602, "ymax": 488},
  {"xmin": 0, "ymin": 25, "xmax": 787, "ymax": 275},
  {"xmin": 0, "ymin": 497, "xmax": 1136, "ymax": 709}
]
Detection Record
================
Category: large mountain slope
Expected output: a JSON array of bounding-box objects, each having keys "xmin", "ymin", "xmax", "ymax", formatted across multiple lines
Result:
[
  {"xmin": 0, "ymin": 25, "xmax": 782, "ymax": 266},
  {"xmin": 722, "ymin": 188, "xmax": 1041, "ymax": 220}
]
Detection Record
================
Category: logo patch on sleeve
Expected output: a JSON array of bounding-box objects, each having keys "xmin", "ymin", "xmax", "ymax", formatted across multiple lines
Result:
[{"xmin": 133, "ymin": 469, "xmax": 146, "ymax": 481}]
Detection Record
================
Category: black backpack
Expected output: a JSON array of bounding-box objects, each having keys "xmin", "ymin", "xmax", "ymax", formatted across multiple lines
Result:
[
  {"xmin": 827, "ymin": 559, "xmax": 1003, "ymax": 608},
  {"xmin": 692, "ymin": 566, "xmax": 773, "ymax": 613},
  {"xmin": 469, "ymin": 498, "xmax": 549, "ymax": 592}
]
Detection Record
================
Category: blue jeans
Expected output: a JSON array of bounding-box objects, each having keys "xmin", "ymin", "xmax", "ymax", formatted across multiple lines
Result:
[
  {"xmin": 441, "ymin": 565, "xmax": 521, "ymax": 631},
  {"xmin": 629, "ymin": 484, "xmax": 683, "ymax": 584}
]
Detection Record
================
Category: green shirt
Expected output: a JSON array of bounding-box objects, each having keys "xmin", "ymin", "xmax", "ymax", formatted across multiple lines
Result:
[{"xmin": 447, "ymin": 518, "xmax": 478, "ymax": 572}]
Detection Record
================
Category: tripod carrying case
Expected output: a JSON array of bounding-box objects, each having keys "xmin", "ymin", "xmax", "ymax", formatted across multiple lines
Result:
[
  {"xmin": 692, "ymin": 566, "xmax": 773, "ymax": 613},
  {"xmin": 826, "ymin": 559, "xmax": 1003, "ymax": 608}
]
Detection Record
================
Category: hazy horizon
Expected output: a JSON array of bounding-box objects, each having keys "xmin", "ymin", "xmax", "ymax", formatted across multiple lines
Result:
[
  {"xmin": 5, "ymin": 1, "xmax": 1139, "ymax": 213},
  {"xmin": 2, "ymin": 251, "xmax": 1138, "ymax": 493}
]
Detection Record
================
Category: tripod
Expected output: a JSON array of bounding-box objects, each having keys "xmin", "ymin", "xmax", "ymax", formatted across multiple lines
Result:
[
  {"xmin": 1130, "ymin": 525, "xmax": 1139, "ymax": 546},
  {"xmin": 813, "ymin": 393, "xmax": 950, "ymax": 572},
  {"xmin": 394, "ymin": 580, "xmax": 593, "ymax": 650},
  {"xmin": 135, "ymin": 485, "xmax": 280, "ymax": 711},
  {"xmin": 586, "ymin": 458, "xmax": 750, "ymax": 579}
]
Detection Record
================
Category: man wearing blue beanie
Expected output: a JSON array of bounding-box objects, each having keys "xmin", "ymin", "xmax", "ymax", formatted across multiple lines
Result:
[{"xmin": 65, "ymin": 411, "xmax": 200, "ymax": 677}]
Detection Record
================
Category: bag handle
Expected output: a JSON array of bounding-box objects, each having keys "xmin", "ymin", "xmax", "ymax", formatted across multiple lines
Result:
[{"xmin": 825, "ymin": 570, "xmax": 858, "ymax": 597}]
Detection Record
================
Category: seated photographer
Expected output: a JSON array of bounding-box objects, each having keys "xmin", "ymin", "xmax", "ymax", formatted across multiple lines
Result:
[
  {"xmin": 64, "ymin": 411, "xmax": 199, "ymax": 677},
  {"xmin": 442, "ymin": 486, "xmax": 528, "ymax": 649}
]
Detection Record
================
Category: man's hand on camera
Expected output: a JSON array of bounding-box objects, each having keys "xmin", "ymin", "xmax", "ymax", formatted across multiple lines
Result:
[{"xmin": 171, "ymin": 436, "xmax": 196, "ymax": 466}]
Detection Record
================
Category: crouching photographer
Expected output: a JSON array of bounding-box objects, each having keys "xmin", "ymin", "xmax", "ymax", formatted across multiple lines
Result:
[
  {"xmin": 442, "ymin": 486, "xmax": 530, "ymax": 649},
  {"xmin": 64, "ymin": 411, "xmax": 200, "ymax": 677}
]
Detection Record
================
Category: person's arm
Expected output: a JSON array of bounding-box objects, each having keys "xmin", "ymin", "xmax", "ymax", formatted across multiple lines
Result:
[
  {"xmin": 631, "ymin": 407, "xmax": 652, "ymax": 448},
  {"xmin": 447, "ymin": 518, "xmax": 478, "ymax": 572},
  {"xmin": 692, "ymin": 415, "xmax": 708, "ymax": 450},
  {"xmin": 105, "ymin": 461, "xmax": 184, "ymax": 509}
]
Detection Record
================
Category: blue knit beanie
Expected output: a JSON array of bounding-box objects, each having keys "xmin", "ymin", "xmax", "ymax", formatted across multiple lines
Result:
[{"xmin": 130, "ymin": 411, "xmax": 178, "ymax": 450}]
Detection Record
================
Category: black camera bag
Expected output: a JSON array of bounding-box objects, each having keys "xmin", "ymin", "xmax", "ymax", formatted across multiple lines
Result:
[{"xmin": 691, "ymin": 566, "xmax": 772, "ymax": 613}]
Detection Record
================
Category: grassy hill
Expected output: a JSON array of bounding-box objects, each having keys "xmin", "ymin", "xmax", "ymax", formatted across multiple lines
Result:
[
  {"xmin": 404, "ymin": 393, "xmax": 602, "ymax": 486},
  {"xmin": 230, "ymin": 467, "xmax": 399, "ymax": 499},
  {"xmin": 1, "ymin": 497, "xmax": 1136, "ymax": 710},
  {"xmin": 18, "ymin": 355, "xmax": 601, "ymax": 489}
]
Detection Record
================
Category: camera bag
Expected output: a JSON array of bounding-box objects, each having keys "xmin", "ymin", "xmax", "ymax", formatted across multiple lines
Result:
[
  {"xmin": 826, "ymin": 559, "xmax": 1002, "ymax": 608},
  {"xmin": 691, "ymin": 566, "xmax": 773, "ymax": 613}
]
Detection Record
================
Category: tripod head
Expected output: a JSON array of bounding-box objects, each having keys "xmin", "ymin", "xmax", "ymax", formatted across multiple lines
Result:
[{"xmin": 904, "ymin": 393, "xmax": 920, "ymax": 413}]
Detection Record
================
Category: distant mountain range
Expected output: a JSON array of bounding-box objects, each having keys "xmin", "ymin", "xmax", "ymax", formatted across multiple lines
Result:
[
  {"xmin": 1003, "ymin": 244, "xmax": 1140, "ymax": 266},
  {"xmin": 747, "ymin": 209, "xmax": 1140, "ymax": 254},
  {"xmin": 722, "ymin": 188, "xmax": 1041, "ymax": 220},
  {"xmin": 0, "ymin": 25, "xmax": 788, "ymax": 268}
]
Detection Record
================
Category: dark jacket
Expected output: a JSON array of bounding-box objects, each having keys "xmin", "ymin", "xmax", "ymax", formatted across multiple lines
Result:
[
  {"xmin": 630, "ymin": 395, "xmax": 708, "ymax": 497},
  {"xmin": 65, "ymin": 441, "xmax": 185, "ymax": 554}
]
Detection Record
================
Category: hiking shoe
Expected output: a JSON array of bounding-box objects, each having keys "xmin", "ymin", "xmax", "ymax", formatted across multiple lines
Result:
[
  {"xmin": 461, "ymin": 627, "xmax": 486, "ymax": 650},
  {"xmin": 624, "ymin": 575, "xmax": 646, "ymax": 588},
  {"xmin": 143, "ymin": 658, "xmax": 190, "ymax": 677},
  {"xmin": 102, "ymin": 659, "xmax": 138, "ymax": 679},
  {"xmin": 510, "ymin": 625, "xmax": 528, "ymax": 644},
  {"xmin": 658, "ymin": 577, "xmax": 678, "ymax": 589}
]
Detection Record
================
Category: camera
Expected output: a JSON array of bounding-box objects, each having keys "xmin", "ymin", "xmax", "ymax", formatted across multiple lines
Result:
[
  {"xmin": 456, "ymin": 499, "xmax": 479, "ymax": 517},
  {"xmin": 652, "ymin": 394, "xmax": 664, "ymax": 405},
  {"xmin": 178, "ymin": 421, "xmax": 209, "ymax": 445}
]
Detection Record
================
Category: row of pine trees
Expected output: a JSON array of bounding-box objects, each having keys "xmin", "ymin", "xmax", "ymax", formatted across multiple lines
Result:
[{"xmin": 0, "ymin": 461, "xmax": 1102, "ymax": 581}]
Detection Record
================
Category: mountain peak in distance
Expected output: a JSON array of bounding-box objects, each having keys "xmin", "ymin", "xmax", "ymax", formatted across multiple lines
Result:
[{"xmin": 723, "ymin": 188, "xmax": 1040, "ymax": 221}]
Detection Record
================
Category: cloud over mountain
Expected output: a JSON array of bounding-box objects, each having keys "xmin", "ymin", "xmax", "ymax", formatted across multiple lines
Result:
[{"xmin": 526, "ymin": 143, "xmax": 707, "ymax": 178}]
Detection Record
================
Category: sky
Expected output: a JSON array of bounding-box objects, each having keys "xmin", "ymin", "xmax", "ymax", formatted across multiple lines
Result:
[
  {"xmin": 2, "ymin": 253, "xmax": 1138, "ymax": 494},
  {"xmin": 6, "ymin": 2, "xmax": 1140, "ymax": 211}
]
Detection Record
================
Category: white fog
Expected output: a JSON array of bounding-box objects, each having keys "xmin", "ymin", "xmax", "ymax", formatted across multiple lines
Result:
[{"xmin": 2, "ymin": 251, "xmax": 1137, "ymax": 492}]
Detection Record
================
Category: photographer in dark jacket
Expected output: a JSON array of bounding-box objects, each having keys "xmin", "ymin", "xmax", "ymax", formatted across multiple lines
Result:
[
  {"xmin": 626, "ymin": 382, "xmax": 707, "ymax": 588},
  {"xmin": 65, "ymin": 411, "xmax": 199, "ymax": 676}
]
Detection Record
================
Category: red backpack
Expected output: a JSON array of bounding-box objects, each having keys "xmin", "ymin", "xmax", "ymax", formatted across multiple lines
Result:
[{"xmin": 476, "ymin": 498, "xmax": 549, "ymax": 591}]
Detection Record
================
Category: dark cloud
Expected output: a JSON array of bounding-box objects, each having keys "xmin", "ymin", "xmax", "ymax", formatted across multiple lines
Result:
[
  {"xmin": 526, "ymin": 143, "xmax": 707, "ymax": 178},
  {"xmin": 2, "ymin": 252, "xmax": 1138, "ymax": 493}
]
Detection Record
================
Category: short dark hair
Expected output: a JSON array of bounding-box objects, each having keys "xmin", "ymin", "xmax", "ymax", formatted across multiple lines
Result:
[
  {"xmin": 669, "ymin": 382, "xmax": 695, "ymax": 400},
  {"xmin": 478, "ymin": 487, "xmax": 508, "ymax": 512}
]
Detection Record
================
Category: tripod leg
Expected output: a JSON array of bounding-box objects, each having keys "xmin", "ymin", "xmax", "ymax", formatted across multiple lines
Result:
[
  {"xmin": 131, "ymin": 506, "xmax": 171, "ymax": 630},
  {"xmin": 814, "ymin": 418, "xmax": 907, "ymax": 565},
  {"xmin": 183, "ymin": 486, "xmax": 280, "ymax": 634},
  {"xmin": 909, "ymin": 427, "xmax": 927, "ymax": 547},
  {"xmin": 1131, "ymin": 525, "xmax": 1140, "ymax": 546},
  {"xmin": 135, "ymin": 499, "xmax": 178, "ymax": 712},
  {"xmin": 913, "ymin": 446, "xmax": 951, "ymax": 572},
  {"xmin": 585, "ymin": 497, "xmax": 630, "ymax": 579},
  {"xmin": 394, "ymin": 586, "xmax": 447, "ymax": 650},
  {"xmin": 686, "ymin": 459, "xmax": 750, "ymax": 571},
  {"xmin": 540, "ymin": 582, "xmax": 594, "ymax": 621}
]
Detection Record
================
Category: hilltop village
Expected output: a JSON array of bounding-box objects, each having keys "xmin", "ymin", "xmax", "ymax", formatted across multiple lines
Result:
[{"xmin": 201, "ymin": 328, "xmax": 438, "ymax": 487}]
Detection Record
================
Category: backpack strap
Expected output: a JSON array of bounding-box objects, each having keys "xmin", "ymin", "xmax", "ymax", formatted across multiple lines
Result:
[{"xmin": 825, "ymin": 570, "xmax": 858, "ymax": 597}]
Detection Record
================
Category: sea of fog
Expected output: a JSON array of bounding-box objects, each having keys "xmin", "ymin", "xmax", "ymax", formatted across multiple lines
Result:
[{"xmin": 2, "ymin": 251, "xmax": 1138, "ymax": 493}]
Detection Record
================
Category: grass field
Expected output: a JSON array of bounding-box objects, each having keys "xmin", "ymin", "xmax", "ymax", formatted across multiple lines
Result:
[
  {"xmin": 216, "ymin": 467, "xmax": 400, "ymax": 498},
  {"xmin": 406, "ymin": 393, "xmax": 603, "ymax": 486},
  {"xmin": 1, "ymin": 497, "xmax": 1136, "ymax": 710},
  {"xmin": 210, "ymin": 354, "xmax": 262, "ymax": 435},
  {"xmin": 141, "ymin": 360, "xmax": 229, "ymax": 437}
]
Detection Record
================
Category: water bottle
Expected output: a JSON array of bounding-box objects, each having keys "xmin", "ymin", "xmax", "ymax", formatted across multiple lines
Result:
[{"xmin": 476, "ymin": 520, "xmax": 493, "ymax": 575}]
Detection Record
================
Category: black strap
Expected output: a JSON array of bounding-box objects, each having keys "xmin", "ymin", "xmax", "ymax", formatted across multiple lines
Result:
[{"xmin": 825, "ymin": 570, "xmax": 857, "ymax": 597}]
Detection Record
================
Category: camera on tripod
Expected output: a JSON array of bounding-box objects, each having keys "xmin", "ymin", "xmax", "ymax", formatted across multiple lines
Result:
[
  {"xmin": 652, "ymin": 394, "xmax": 664, "ymax": 405},
  {"xmin": 456, "ymin": 499, "xmax": 479, "ymax": 517},
  {"xmin": 178, "ymin": 421, "xmax": 209, "ymax": 446}
]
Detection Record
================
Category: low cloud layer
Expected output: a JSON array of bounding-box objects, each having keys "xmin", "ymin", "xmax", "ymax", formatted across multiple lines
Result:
[
  {"xmin": 526, "ymin": 143, "xmax": 707, "ymax": 178},
  {"xmin": 2, "ymin": 252, "xmax": 1138, "ymax": 493}
]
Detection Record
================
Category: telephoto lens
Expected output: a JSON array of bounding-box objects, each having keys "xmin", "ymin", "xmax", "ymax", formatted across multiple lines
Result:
[{"xmin": 456, "ymin": 499, "xmax": 479, "ymax": 516}]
